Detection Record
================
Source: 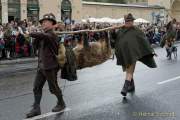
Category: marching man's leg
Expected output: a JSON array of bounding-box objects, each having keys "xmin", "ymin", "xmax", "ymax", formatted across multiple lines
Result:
[
  {"xmin": 45, "ymin": 69, "xmax": 66, "ymax": 112},
  {"xmin": 26, "ymin": 69, "xmax": 46, "ymax": 118},
  {"xmin": 121, "ymin": 63, "xmax": 136, "ymax": 97}
]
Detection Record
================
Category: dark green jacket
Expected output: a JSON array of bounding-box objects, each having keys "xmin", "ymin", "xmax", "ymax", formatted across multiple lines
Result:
[
  {"xmin": 160, "ymin": 24, "xmax": 176, "ymax": 48},
  {"xmin": 115, "ymin": 26, "xmax": 157, "ymax": 70},
  {"xmin": 61, "ymin": 46, "xmax": 77, "ymax": 81}
]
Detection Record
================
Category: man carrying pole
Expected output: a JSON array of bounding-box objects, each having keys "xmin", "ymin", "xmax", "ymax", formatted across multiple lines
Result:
[
  {"xmin": 26, "ymin": 13, "xmax": 66, "ymax": 118},
  {"xmin": 113, "ymin": 13, "xmax": 157, "ymax": 97}
]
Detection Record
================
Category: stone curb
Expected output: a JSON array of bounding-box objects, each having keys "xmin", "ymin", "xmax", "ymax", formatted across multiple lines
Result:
[
  {"xmin": 0, "ymin": 67, "xmax": 37, "ymax": 78},
  {"xmin": 0, "ymin": 57, "xmax": 38, "ymax": 65}
]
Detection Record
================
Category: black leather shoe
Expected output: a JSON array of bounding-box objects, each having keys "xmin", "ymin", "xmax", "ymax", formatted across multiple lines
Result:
[
  {"xmin": 128, "ymin": 79, "xmax": 135, "ymax": 92},
  {"xmin": 52, "ymin": 102, "xmax": 66, "ymax": 112},
  {"xmin": 166, "ymin": 48, "xmax": 169, "ymax": 57},
  {"xmin": 26, "ymin": 105, "xmax": 41, "ymax": 118},
  {"xmin": 121, "ymin": 80, "xmax": 131, "ymax": 97}
]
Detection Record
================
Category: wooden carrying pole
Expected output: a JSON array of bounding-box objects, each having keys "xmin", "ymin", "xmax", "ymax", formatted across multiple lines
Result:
[{"xmin": 55, "ymin": 26, "xmax": 123, "ymax": 35}]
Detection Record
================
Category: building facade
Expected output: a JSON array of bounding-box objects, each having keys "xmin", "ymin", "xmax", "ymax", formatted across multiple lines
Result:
[
  {"xmin": 82, "ymin": 1, "xmax": 164, "ymax": 23},
  {"xmin": 0, "ymin": 0, "xmax": 179, "ymax": 24},
  {"xmin": 148, "ymin": 0, "xmax": 180, "ymax": 20},
  {"xmin": 0, "ymin": 0, "xmax": 82, "ymax": 24}
]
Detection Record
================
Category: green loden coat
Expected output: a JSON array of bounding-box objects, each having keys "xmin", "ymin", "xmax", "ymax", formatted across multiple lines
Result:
[
  {"xmin": 160, "ymin": 24, "xmax": 176, "ymax": 48},
  {"xmin": 114, "ymin": 26, "xmax": 157, "ymax": 71}
]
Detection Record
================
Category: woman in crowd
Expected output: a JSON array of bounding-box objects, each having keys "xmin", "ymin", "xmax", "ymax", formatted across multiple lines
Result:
[{"xmin": 0, "ymin": 26, "xmax": 5, "ymax": 58}]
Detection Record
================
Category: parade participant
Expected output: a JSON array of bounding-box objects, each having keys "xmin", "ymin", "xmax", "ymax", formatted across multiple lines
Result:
[
  {"xmin": 26, "ymin": 13, "xmax": 66, "ymax": 118},
  {"xmin": 114, "ymin": 13, "xmax": 157, "ymax": 97},
  {"xmin": 0, "ymin": 27, "xmax": 5, "ymax": 58},
  {"xmin": 165, "ymin": 18, "xmax": 177, "ymax": 58}
]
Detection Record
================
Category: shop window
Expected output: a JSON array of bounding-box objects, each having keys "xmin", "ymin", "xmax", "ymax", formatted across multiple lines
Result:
[
  {"xmin": 27, "ymin": 0, "xmax": 39, "ymax": 23},
  {"xmin": 61, "ymin": 0, "xmax": 72, "ymax": 23},
  {"xmin": 8, "ymin": 0, "xmax": 20, "ymax": 22}
]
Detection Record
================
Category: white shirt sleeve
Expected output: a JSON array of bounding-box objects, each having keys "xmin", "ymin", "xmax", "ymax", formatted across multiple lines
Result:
[{"xmin": 18, "ymin": 27, "xmax": 24, "ymax": 35}]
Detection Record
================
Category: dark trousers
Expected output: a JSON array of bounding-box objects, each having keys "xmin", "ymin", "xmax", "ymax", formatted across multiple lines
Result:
[{"xmin": 33, "ymin": 68, "xmax": 64, "ymax": 105}]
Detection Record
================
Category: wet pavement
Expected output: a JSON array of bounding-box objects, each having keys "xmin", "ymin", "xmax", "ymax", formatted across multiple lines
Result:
[{"xmin": 0, "ymin": 45, "xmax": 180, "ymax": 120}]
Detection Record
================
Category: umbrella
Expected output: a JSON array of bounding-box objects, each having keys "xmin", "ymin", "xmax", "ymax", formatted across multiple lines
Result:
[
  {"xmin": 134, "ymin": 18, "xmax": 150, "ymax": 23},
  {"xmin": 88, "ymin": 17, "xmax": 98, "ymax": 22},
  {"xmin": 82, "ymin": 19, "xmax": 87, "ymax": 23},
  {"xmin": 100, "ymin": 17, "xmax": 114, "ymax": 23},
  {"xmin": 116, "ymin": 18, "xmax": 125, "ymax": 23}
]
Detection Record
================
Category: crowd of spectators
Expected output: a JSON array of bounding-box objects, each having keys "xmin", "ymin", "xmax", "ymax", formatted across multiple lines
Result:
[
  {"xmin": 0, "ymin": 19, "xmax": 180, "ymax": 60},
  {"xmin": 0, "ymin": 20, "xmax": 40, "ymax": 60},
  {"xmin": 139, "ymin": 23, "xmax": 180, "ymax": 45}
]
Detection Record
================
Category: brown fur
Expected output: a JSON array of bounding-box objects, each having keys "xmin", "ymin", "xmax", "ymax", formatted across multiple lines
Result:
[
  {"xmin": 73, "ymin": 39, "xmax": 112, "ymax": 69},
  {"xmin": 57, "ymin": 43, "xmax": 66, "ymax": 68}
]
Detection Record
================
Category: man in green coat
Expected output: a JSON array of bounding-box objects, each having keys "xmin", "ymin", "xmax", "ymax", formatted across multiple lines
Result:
[{"xmin": 114, "ymin": 13, "xmax": 157, "ymax": 97}]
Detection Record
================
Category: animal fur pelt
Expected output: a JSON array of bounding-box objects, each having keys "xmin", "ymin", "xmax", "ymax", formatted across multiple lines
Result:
[
  {"xmin": 56, "ymin": 43, "xmax": 66, "ymax": 68},
  {"xmin": 73, "ymin": 33, "xmax": 112, "ymax": 69}
]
